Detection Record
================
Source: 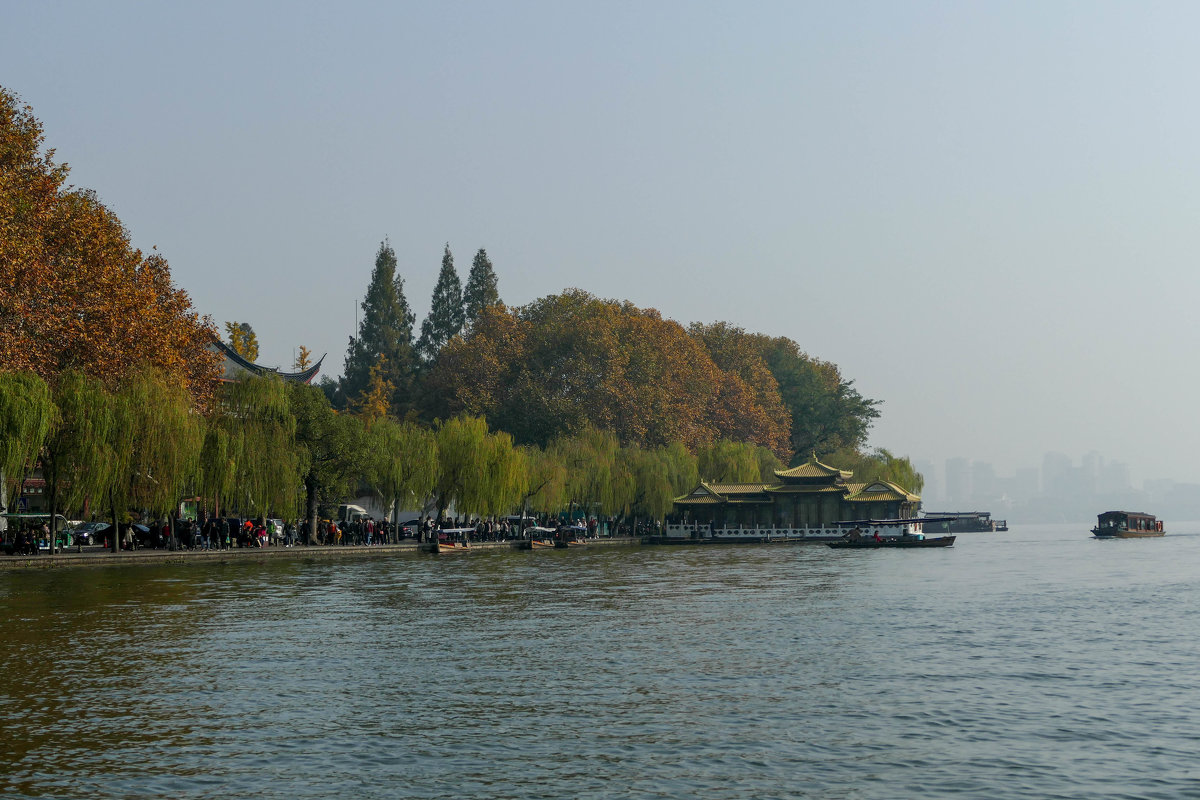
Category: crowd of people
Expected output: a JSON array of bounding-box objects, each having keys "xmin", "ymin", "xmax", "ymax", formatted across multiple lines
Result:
[{"xmin": 3, "ymin": 511, "xmax": 664, "ymax": 555}]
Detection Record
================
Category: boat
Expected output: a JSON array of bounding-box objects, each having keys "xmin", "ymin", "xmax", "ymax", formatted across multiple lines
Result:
[
  {"xmin": 523, "ymin": 526, "xmax": 558, "ymax": 549},
  {"xmin": 826, "ymin": 518, "xmax": 955, "ymax": 549},
  {"xmin": 1092, "ymin": 511, "xmax": 1164, "ymax": 539},
  {"xmin": 434, "ymin": 527, "xmax": 474, "ymax": 553},
  {"xmin": 828, "ymin": 535, "xmax": 955, "ymax": 549},
  {"xmin": 554, "ymin": 525, "xmax": 589, "ymax": 548},
  {"xmin": 921, "ymin": 511, "xmax": 1005, "ymax": 533}
]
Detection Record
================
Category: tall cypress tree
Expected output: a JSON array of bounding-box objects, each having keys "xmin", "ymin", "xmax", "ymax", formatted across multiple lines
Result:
[
  {"xmin": 341, "ymin": 240, "xmax": 416, "ymax": 412},
  {"xmin": 416, "ymin": 243, "xmax": 465, "ymax": 362},
  {"xmin": 463, "ymin": 248, "xmax": 501, "ymax": 326}
]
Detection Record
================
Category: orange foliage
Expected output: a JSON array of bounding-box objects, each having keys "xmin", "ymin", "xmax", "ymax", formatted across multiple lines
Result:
[
  {"xmin": 423, "ymin": 290, "xmax": 793, "ymax": 458},
  {"xmin": 0, "ymin": 88, "xmax": 219, "ymax": 406}
]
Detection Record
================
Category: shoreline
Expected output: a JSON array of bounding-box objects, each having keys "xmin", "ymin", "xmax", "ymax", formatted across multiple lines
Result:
[{"xmin": 0, "ymin": 537, "xmax": 642, "ymax": 571}]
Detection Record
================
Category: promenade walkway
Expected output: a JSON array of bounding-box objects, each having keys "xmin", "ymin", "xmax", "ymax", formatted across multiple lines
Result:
[{"xmin": 0, "ymin": 537, "xmax": 640, "ymax": 571}]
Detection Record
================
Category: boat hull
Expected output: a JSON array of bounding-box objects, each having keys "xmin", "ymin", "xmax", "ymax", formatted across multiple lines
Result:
[
  {"xmin": 1092, "ymin": 530, "xmax": 1165, "ymax": 539},
  {"xmin": 435, "ymin": 542, "xmax": 471, "ymax": 553},
  {"xmin": 828, "ymin": 536, "xmax": 956, "ymax": 549}
]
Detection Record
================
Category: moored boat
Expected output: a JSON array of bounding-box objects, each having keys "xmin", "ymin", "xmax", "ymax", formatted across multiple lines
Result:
[
  {"xmin": 1092, "ymin": 511, "xmax": 1164, "ymax": 538},
  {"xmin": 826, "ymin": 518, "xmax": 955, "ymax": 549},
  {"xmin": 434, "ymin": 527, "xmax": 474, "ymax": 553},
  {"xmin": 828, "ymin": 535, "xmax": 955, "ymax": 549},
  {"xmin": 523, "ymin": 526, "xmax": 558, "ymax": 549}
]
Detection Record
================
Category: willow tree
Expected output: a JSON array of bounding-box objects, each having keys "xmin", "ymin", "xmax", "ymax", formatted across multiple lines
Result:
[
  {"xmin": 432, "ymin": 415, "xmax": 526, "ymax": 520},
  {"xmin": 552, "ymin": 425, "xmax": 635, "ymax": 519},
  {"xmin": 204, "ymin": 375, "xmax": 299, "ymax": 520},
  {"xmin": 111, "ymin": 368, "xmax": 205, "ymax": 543},
  {"xmin": 826, "ymin": 447, "xmax": 925, "ymax": 494},
  {"xmin": 41, "ymin": 372, "xmax": 120, "ymax": 550},
  {"xmin": 518, "ymin": 444, "xmax": 567, "ymax": 517},
  {"xmin": 660, "ymin": 441, "xmax": 699, "ymax": 496},
  {"xmin": 475, "ymin": 429, "xmax": 526, "ymax": 519},
  {"xmin": 697, "ymin": 439, "xmax": 767, "ymax": 484},
  {"xmin": 366, "ymin": 417, "xmax": 439, "ymax": 523},
  {"xmin": 0, "ymin": 371, "xmax": 53, "ymax": 522},
  {"xmin": 620, "ymin": 446, "xmax": 674, "ymax": 524}
]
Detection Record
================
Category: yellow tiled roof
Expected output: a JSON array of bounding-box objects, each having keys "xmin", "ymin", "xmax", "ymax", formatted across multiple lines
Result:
[
  {"xmin": 774, "ymin": 456, "xmax": 853, "ymax": 480},
  {"xmin": 844, "ymin": 481, "xmax": 921, "ymax": 503},
  {"xmin": 764, "ymin": 484, "xmax": 847, "ymax": 494}
]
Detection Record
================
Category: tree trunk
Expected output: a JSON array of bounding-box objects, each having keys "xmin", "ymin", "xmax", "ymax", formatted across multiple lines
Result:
[
  {"xmin": 109, "ymin": 489, "xmax": 119, "ymax": 553},
  {"xmin": 305, "ymin": 473, "xmax": 319, "ymax": 545}
]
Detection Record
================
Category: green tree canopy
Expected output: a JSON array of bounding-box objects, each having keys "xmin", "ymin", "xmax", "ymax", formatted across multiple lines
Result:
[
  {"xmin": 208, "ymin": 375, "xmax": 300, "ymax": 519},
  {"xmin": 290, "ymin": 382, "xmax": 367, "ymax": 542},
  {"xmin": 366, "ymin": 417, "xmax": 439, "ymax": 520},
  {"xmin": 826, "ymin": 447, "xmax": 925, "ymax": 494},
  {"xmin": 41, "ymin": 371, "xmax": 120, "ymax": 520},
  {"xmin": 416, "ymin": 243, "xmax": 465, "ymax": 363},
  {"xmin": 341, "ymin": 240, "xmax": 417, "ymax": 413},
  {"xmin": 462, "ymin": 248, "xmax": 500, "ymax": 327},
  {"xmin": 0, "ymin": 371, "xmax": 53, "ymax": 502},
  {"xmin": 432, "ymin": 415, "xmax": 526, "ymax": 519}
]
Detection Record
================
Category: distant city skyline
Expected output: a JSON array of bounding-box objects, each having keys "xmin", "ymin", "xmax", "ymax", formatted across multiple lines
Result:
[{"xmin": 916, "ymin": 451, "xmax": 1200, "ymax": 523}]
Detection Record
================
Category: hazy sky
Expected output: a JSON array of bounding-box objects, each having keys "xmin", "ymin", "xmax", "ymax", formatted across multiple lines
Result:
[{"xmin": 5, "ymin": 2, "xmax": 1199, "ymax": 485}]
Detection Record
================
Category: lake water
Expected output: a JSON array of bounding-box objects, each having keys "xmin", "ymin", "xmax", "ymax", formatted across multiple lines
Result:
[{"xmin": 3, "ymin": 522, "xmax": 1200, "ymax": 799}]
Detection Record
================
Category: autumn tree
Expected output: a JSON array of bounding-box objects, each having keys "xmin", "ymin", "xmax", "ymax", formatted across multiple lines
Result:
[
  {"xmin": 416, "ymin": 243, "xmax": 465, "ymax": 363},
  {"xmin": 690, "ymin": 322, "xmax": 879, "ymax": 461},
  {"xmin": 294, "ymin": 345, "xmax": 313, "ymax": 372},
  {"xmin": 224, "ymin": 322, "xmax": 259, "ymax": 362},
  {"xmin": 341, "ymin": 240, "xmax": 417, "ymax": 413},
  {"xmin": 423, "ymin": 290, "xmax": 790, "ymax": 455},
  {"xmin": 350, "ymin": 356, "xmax": 394, "ymax": 425},
  {"xmin": 462, "ymin": 248, "xmax": 500, "ymax": 327},
  {"xmin": 0, "ymin": 88, "xmax": 220, "ymax": 406}
]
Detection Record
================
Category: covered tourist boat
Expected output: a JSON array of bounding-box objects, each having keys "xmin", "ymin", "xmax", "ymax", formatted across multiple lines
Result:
[
  {"xmin": 434, "ymin": 527, "xmax": 474, "ymax": 553},
  {"xmin": 1092, "ymin": 511, "xmax": 1164, "ymax": 539}
]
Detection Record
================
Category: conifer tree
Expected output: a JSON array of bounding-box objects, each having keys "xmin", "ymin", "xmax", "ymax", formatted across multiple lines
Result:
[
  {"xmin": 417, "ymin": 243, "xmax": 465, "ymax": 362},
  {"xmin": 462, "ymin": 248, "xmax": 501, "ymax": 326},
  {"xmin": 341, "ymin": 240, "xmax": 416, "ymax": 412}
]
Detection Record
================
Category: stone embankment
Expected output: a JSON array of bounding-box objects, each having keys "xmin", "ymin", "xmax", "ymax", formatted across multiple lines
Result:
[{"xmin": 0, "ymin": 537, "xmax": 641, "ymax": 571}]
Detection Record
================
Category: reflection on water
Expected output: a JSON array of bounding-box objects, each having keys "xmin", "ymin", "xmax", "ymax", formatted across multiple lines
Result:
[{"xmin": 4, "ymin": 525, "xmax": 1200, "ymax": 798}]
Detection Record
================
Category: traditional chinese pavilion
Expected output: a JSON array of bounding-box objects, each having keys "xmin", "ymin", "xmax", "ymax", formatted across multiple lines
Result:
[
  {"xmin": 666, "ymin": 455, "xmax": 921, "ymax": 541},
  {"xmin": 208, "ymin": 340, "xmax": 325, "ymax": 384}
]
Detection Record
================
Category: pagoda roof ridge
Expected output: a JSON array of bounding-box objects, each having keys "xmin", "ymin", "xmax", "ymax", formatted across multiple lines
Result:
[
  {"xmin": 210, "ymin": 339, "xmax": 325, "ymax": 384},
  {"xmin": 774, "ymin": 454, "xmax": 853, "ymax": 480}
]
